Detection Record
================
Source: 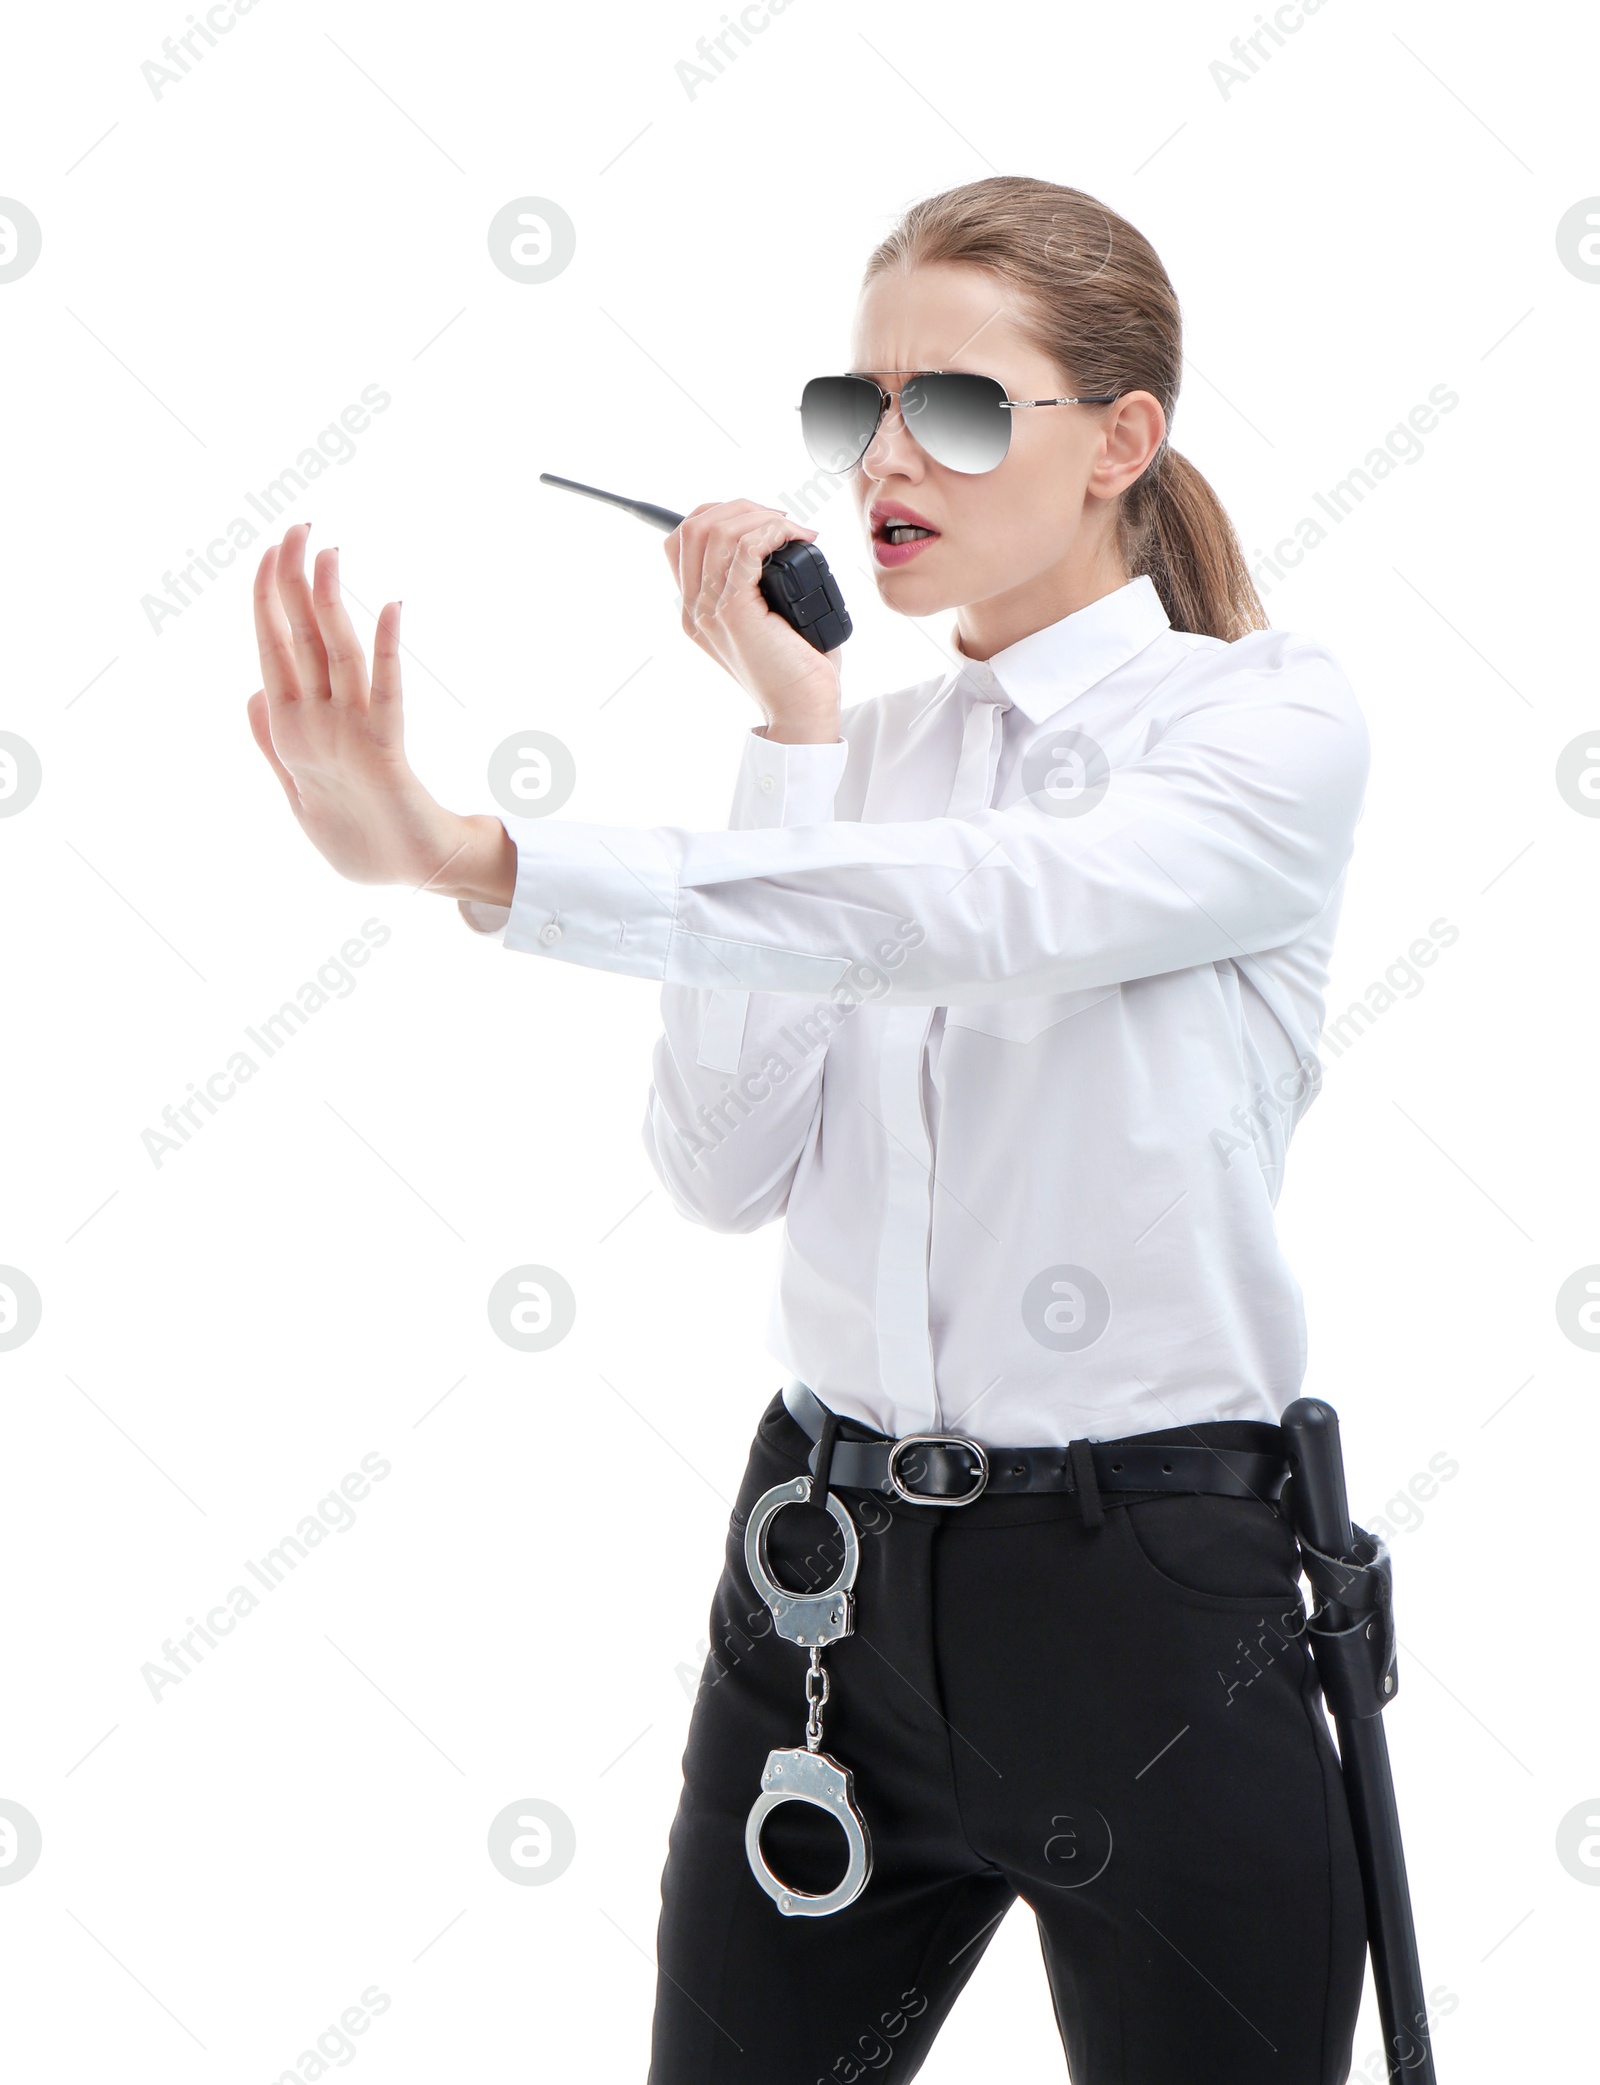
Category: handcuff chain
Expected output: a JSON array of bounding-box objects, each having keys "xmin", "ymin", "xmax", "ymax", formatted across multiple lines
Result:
[{"xmin": 804, "ymin": 1647, "xmax": 829, "ymax": 1751}]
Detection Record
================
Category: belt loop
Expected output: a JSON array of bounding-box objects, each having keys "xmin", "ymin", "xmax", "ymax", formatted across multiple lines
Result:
[
  {"xmin": 1068, "ymin": 1439, "xmax": 1104, "ymax": 1529},
  {"xmin": 810, "ymin": 1407, "xmax": 842, "ymax": 1515}
]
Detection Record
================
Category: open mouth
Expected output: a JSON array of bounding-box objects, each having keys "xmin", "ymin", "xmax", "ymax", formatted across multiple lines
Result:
[{"xmin": 871, "ymin": 506, "xmax": 940, "ymax": 565}]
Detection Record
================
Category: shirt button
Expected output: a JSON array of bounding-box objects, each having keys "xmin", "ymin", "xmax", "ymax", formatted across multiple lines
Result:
[
  {"xmin": 759, "ymin": 774, "xmax": 777, "ymax": 794},
  {"xmin": 539, "ymin": 921, "xmax": 562, "ymax": 944}
]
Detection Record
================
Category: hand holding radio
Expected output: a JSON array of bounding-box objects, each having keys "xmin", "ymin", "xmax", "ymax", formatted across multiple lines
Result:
[{"xmin": 664, "ymin": 498, "xmax": 843, "ymax": 744}]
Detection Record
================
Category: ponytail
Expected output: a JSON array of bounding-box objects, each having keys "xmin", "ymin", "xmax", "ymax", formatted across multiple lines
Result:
[{"xmin": 1127, "ymin": 447, "xmax": 1267, "ymax": 643}]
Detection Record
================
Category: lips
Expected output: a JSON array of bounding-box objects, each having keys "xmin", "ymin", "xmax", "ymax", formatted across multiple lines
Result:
[
  {"xmin": 869, "ymin": 500, "xmax": 940, "ymax": 567},
  {"xmin": 870, "ymin": 500, "xmax": 938, "ymax": 538}
]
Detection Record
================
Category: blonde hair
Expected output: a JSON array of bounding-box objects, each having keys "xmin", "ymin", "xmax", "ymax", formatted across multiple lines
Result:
[{"xmin": 863, "ymin": 175, "xmax": 1268, "ymax": 641}]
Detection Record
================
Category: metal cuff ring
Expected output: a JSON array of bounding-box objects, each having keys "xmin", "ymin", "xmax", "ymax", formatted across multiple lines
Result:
[{"xmin": 743, "ymin": 1747, "xmax": 874, "ymax": 1917}]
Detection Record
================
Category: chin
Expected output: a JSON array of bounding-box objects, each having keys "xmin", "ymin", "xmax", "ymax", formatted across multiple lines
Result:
[{"xmin": 872, "ymin": 567, "xmax": 956, "ymax": 614}]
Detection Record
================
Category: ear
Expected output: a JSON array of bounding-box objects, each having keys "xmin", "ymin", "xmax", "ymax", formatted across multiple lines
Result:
[{"xmin": 1091, "ymin": 391, "xmax": 1167, "ymax": 499}]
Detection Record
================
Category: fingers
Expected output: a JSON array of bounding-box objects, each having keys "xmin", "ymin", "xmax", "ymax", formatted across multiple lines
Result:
[
  {"xmin": 667, "ymin": 498, "xmax": 723, "ymax": 581},
  {"xmin": 274, "ymin": 521, "xmax": 332, "ymax": 702},
  {"xmin": 673, "ymin": 502, "xmax": 816, "ymax": 633},
  {"xmin": 310, "ymin": 546, "xmax": 370, "ymax": 709},
  {"xmin": 252, "ymin": 544, "xmax": 304, "ymax": 712},
  {"xmin": 368, "ymin": 600, "xmax": 404, "ymax": 748},
  {"xmin": 672, "ymin": 499, "xmax": 797, "ymax": 611},
  {"xmin": 245, "ymin": 689, "xmax": 303, "ymax": 812},
  {"xmin": 702, "ymin": 517, "xmax": 816, "ymax": 625}
]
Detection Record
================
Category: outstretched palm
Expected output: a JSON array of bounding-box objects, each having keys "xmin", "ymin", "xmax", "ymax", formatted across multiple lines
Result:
[{"xmin": 246, "ymin": 522, "xmax": 459, "ymax": 888}]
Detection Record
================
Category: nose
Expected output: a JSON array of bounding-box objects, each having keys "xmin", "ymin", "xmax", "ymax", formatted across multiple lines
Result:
[{"xmin": 860, "ymin": 384, "xmax": 925, "ymax": 482}]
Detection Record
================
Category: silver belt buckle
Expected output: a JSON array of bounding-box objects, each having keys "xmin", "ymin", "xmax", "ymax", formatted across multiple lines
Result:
[{"xmin": 885, "ymin": 1432, "xmax": 990, "ymax": 1506}]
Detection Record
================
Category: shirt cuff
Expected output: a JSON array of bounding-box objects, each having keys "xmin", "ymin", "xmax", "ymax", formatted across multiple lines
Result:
[
  {"xmin": 454, "ymin": 829, "xmax": 672, "ymax": 971},
  {"xmin": 496, "ymin": 818, "xmax": 679, "ymax": 975},
  {"xmin": 729, "ymin": 726, "xmax": 848, "ymax": 830}
]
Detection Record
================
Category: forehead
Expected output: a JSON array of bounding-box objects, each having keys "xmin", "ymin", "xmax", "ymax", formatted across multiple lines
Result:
[{"xmin": 849, "ymin": 261, "xmax": 1046, "ymax": 375}]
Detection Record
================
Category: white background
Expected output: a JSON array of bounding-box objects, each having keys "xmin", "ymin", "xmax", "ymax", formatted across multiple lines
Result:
[{"xmin": 2, "ymin": 0, "xmax": 1596, "ymax": 2077}]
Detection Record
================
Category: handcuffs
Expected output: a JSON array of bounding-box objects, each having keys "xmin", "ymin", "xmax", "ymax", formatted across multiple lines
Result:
[
  {"xmin": 740, "ymin": 1416, "xmax": 995, "ymax": 1916},
  {"xmin": 741, "ymin": 1473, "xmax": 873, "ymax": 1917}
]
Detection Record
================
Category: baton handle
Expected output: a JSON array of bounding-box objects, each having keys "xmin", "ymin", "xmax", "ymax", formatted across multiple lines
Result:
[
  {"xmin": 1280, "ymin": 1396, "xmax": 1356, "ymax": 1573},
  {"xmin": 1281, "ymin": 1398, "xmax": 1437, "ymax": 2084}
]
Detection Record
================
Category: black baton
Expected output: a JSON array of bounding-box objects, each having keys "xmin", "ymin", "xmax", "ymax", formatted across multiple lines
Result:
[{"xmin": 1280, "ymin": 1398, "xmax": 1437, "ymax": 2083}]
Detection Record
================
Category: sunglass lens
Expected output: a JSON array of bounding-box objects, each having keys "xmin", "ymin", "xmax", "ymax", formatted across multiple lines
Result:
[
  {"xmin": 799, "ymin": 376, "xmax": 883, "ymax": 473},
  {"xmin": 902, "ymin": 372, "xmax": 1012, "ymax": 473}
]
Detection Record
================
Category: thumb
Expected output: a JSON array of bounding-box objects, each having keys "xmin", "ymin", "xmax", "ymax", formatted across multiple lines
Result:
[{"xmin": 246, "ymin": 690, "xmax": 303, "ymax": 813}]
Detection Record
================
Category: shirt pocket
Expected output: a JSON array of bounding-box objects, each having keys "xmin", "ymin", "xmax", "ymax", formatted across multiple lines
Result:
[{"xmin": 941, "ymin": 983, "xmax": 1119, "ymax": 1043}]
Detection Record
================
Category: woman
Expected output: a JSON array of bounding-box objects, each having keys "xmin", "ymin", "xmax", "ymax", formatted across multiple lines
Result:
[{"xmin": 247, "ymin": 175, "xmax": 1370, "ymax": 2084}]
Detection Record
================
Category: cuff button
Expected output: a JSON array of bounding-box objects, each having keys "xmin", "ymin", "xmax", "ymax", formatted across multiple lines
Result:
[
  {"xmin": 759, "ymin": 774, "xmax": 777, "ymax": 794},
  {"xmin": 539, "ymin": 921, "xmax": 562, "ymax": 944}
]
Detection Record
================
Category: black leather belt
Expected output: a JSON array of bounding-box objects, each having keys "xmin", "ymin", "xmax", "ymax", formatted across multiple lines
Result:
[{"xmin": 781, "ymin": 1379, "xmax": 1289, "ymax": 1515}]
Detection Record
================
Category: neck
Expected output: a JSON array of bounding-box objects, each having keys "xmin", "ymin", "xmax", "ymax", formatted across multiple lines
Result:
[{"xmin": 954, "ymin": 549, "xmax": 1133, "ymax": 662}]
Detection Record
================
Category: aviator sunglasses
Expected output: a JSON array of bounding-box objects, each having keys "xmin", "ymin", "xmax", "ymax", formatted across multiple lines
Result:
[{"xmin": 799, "ymin": 369, "xmax": 1121, "ymax": 477}]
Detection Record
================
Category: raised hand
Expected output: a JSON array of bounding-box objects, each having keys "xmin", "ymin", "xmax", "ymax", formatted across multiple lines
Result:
[{"xmin": 245, "ymin": 523, "xmax": 513, "ymax": 903}]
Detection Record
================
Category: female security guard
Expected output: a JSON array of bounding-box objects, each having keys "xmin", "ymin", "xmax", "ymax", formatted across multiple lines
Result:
[{"xmin": 246, "ymin": 175, "xmax": 1371, "ymax": 2084}]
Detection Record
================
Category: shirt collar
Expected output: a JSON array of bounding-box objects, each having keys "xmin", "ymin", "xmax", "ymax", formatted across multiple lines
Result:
[{"xmin": 938, "ymin": 573, "xmax": 1172, "ymax": 723}]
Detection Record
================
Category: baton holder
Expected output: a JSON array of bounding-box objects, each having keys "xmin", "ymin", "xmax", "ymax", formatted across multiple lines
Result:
[{"xmin": 1281, "ymin": 1398, "xmax": 1438, "ymax": 2084}]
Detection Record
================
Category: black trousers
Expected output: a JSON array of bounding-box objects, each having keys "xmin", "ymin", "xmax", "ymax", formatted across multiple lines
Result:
[{"xmin": 648, "ymin": 1391, "xmax": 1367, "ymax": 2084}]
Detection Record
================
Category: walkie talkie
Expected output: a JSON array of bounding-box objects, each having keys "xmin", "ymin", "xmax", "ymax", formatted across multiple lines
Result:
[{"xmin": 539, "ymin": 472, "xmax": 852, "ymax": 654}]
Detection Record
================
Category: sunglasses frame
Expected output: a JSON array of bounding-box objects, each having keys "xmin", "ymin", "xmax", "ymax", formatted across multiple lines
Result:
[{"xmin": 797, "ymin": 369, "xmax": 1123, "ymax": 476}]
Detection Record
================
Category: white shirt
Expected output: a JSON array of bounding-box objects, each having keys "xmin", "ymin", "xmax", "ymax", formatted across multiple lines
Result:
[{"xmin": 461, "ymin": 574, "xmax": 1371, "ymax": 1447}]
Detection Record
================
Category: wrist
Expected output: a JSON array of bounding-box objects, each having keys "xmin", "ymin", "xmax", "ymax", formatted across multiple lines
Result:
[
  {"xmin": 421, "ymin": 810, "xmax": 517, "ymax": 907},
  {"xmin": 756, "ymin": 659, "xmax": 841, "ymax": 745},
  {"xmin": 759, "ymin": 705, "xmax": 842, "ymax": 746}
]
